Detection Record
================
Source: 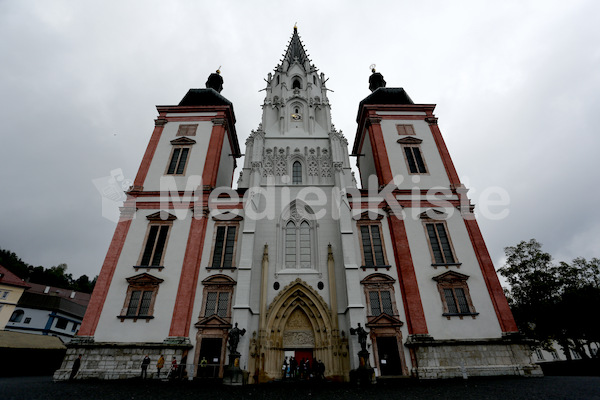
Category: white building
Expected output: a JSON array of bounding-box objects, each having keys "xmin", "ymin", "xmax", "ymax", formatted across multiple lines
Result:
[
  {"xmin": 55, "ymin": 28, "xmax": 540, "ymax": 381},
  {"xmin": 6, "ymin": 283, "xmax": 89, "ymax": 343}
]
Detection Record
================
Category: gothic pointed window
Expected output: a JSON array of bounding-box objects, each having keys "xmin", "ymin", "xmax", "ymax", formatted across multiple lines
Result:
[
  {"xmin": 292, "ymin": 161, "xmax": 302, "ymax": 184},
  {"xmin": 281, "ymin": 201, "xmax": 317, "ymax": 270},
  {"xmin": 292, "ymin": 78, "xmax": 301, "ymax": 89}
]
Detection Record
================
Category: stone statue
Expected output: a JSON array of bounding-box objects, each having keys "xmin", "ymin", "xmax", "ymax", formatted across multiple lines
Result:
[
  {"xmin": 350, "ymin": 323, "xmax": 369, "ymax": 352},
  {"xmin": 228, "ymin": 322, "xmax": 246, "ymax": 354}
]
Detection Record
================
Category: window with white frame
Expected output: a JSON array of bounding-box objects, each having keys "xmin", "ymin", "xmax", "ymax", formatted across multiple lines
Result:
[
  {"xmin": 137, "ymin": 212, "xmax": 176, "ymax": 268},
  {"xmin": 433, "ymin": 271, "xmax": 478, "ymax": 319},
  {"xmin": 398, "ymin": 137, "xmax": 428, "ymax": 174},
  {"xmin": 210, "ymin": 223, "xmax": 239, "ymax": 269},
  {"xmin": 199, "ymin": 275, "xmax": 236, "ymax": 322},
  {"xmin": 119, "ymin": 273, "xmax": 164, "ymax": 321},
  {"xmin": 166, "ymin": 137, "xmax": 196, "ymax": 175},
  {"xmin": 357, "ymin": 217, "xmax": 389, "ymax": 268}
]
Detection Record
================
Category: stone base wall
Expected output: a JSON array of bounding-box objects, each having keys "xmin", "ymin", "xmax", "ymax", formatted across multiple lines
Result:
[
  {"xmin": 53, "ymin": 341, "xmax": 192, "ymax": 381},
  {"xmin": 409, "ymin": 339, "xmax": 543, "ymax": 379}
]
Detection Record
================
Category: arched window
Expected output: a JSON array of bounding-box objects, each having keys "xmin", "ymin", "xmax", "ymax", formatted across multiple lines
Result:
[
  {"xmin": 292, "ymin": 161, "xmax": 302, "ymax": 184},
  {"xmin": 281, "ymin": 201, "xmax": 317, "ymax": 270},
  {"xmin": 285, "ymin": 221, "xmax": 297, "ymax": 266},
  {"xmin": 276, "ymin": 76, "xmax": 280, "ymax": 86},
  {"xmin": 292, "ymin": 78, "xmax": 301, "ymax": 89},
  {"xmin": 9, "ymin": 309, "xmax": 24, "ymax": 323},
  {"xmin": 313, "ymin": 75, "xmax": 317, "ymax": 85}
]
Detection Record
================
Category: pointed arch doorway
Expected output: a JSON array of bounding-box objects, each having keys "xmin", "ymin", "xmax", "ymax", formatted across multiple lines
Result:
[{"xmin": 251, "ymin": 279, "xmax": 349, "ymax": 382}]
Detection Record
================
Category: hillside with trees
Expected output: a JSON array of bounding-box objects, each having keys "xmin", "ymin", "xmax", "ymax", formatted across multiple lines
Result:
[{"xmin": 0, "ymin": 248, "xmax": 96, "ymax": 293}]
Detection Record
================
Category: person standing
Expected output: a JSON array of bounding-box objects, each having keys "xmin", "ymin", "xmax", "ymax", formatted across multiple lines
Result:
[
  {"xmin": 170, "ymin": 357, "xmax": 178, "ymax": 380},
  {"xmin": 141, "ymin": 355, "xmax": 150, "ymax": 379},
  {"xmin": 282, "ymin": 356, "xmax": 288, "ymax": 380},
  {"xmin": 200, "ymin": 357, "xmax": 208, "ymax": 378},
  {"xmin": 156, "ymin": 355, "xmax": 165, "ymax": 378},
  {"xmin": 69, "ymin": 354, "xmax": 82, "ymax": 380}
]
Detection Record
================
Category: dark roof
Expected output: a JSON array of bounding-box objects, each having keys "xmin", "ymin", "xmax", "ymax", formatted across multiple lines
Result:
[
  {"xmin": 27, "ymin": 283, "xmax": 90, "ymax": 307},
  {"xmin": 17, "ymin": 292, "xmax": 87, "ymax": 319},
  {"xmin": 356, "ymin": 87, "xmax": 414, "ymax": 122},
  {"xmin": 283, "ymin": 27, "xmax": 309, "ymax": 67},
  {"xmin": 0, "ymin": 265, "xmax": 30, "ymax": 289},
  {"xmin": 178, "ymin": 88, "xmax": 233, "ymax": 107}
]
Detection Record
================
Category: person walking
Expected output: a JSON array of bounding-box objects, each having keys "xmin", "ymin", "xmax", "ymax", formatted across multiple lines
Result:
[
  {"xmin": 141, "ymin": 355, "xmax": 150, "ymax": 379},
  {"xmin": 156, "ymin": 355, "xmax": 165, "ymax": 378},
  {"xmin": 69, "ymin": 354, "xmax": 82, "ymax": 380}
]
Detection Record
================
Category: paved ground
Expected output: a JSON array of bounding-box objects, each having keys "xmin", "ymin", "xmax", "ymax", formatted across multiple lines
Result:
[{"xmin": 1, "ymin": 376, "xmax": 600, "ymax": 400}]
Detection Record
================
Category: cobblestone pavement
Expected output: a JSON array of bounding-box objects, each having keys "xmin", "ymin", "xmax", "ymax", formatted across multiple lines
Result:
[{"xmin": 1, "ymin": 376, "xmax": 600, "ymax": 400}]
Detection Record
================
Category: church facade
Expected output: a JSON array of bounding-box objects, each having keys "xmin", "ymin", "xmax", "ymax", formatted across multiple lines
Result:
[{"xmin": 54, "ymin": 28, "xmax": 540, "ymax": 381}]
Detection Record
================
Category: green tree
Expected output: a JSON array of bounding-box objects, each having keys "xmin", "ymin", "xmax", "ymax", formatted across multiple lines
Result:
[{"xmin": 499, "ymin": 239, "xmax": 600, "ymax": 359}]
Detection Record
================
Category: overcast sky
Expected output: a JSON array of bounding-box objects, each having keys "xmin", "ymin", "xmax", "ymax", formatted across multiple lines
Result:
[{"xmin": 1, "ymin": 0, "xmax": 599, "ymax": 282}]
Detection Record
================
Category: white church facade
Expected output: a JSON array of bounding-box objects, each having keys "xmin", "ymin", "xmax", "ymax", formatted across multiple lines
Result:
[{"xmin": 55, "ymin": 28, "xmax": 540, "ymax": 381}]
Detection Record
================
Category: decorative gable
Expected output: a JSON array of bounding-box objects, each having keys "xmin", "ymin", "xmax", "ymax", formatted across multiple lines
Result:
[
  {"xmin": 146, "ymin": 211, "xmax": 177, "ymax": 221},
  {"xmin": 365, "ymin": 313, "xmax": 404, "ymax": 328},
  {"xmin": 397, "ymin": 136, "xmax": 423, "ymax": 144},
  {"xmin": 432, "ymin": 270, "xmax": 470, "ymax": 283},
  {"xmin": 125, "ymin": 273, "xmax": 164, "ymax": 286},
  {"xmin": 170, "ymin": 137, "xmax": 196, "ymax": 145}
]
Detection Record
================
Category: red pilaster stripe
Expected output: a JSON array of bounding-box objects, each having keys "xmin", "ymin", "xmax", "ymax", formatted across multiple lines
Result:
[
  {"xmin": 168, "ymin": 213, "xmax": 209, "ymax": 337},
  {"xmin": 427, "ymin": 119, "xmax": 461, "ymax": 187},
  {"xmin": 132, "ymin": 116, "xmax": 166, "ymax": 190},
  {"xmin": 201, "ymin": 118, "xmax": 227, "ymax": 189},
  {"xmin": 387, "ymin": 215, "xmax": 428, "ymax": 334},
  {"xmin": 366, "ymin": 117, "xmax": 394, "ymax": 185},
  {"xmin": 77, "ymin": 213, "xmax": 134, "ymax": 336},
  {"xmin": 463, "ymin": 218, "xmax": 518, "ymax": 332}
]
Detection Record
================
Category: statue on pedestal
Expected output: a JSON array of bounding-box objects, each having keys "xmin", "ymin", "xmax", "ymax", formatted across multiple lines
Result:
[{"xmin": 228, "ymin": 322, "xmax": 246, "ymax": 355}]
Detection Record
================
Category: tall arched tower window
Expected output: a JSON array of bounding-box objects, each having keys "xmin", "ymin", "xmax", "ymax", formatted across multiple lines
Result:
[
  {"xmin": 292, "ymin": 161, "xmax": 302, "ymax": 184},
  {"xmin": 285, "ymin": 221, "xmax": 297, "ymax": 265},
  {"xmin": 280, "ymin": 201, "xmax": 318, "ymax": 270},
  {"xmin": 292, "ymin": 78, "xmax": 302, "ymax": 89}
]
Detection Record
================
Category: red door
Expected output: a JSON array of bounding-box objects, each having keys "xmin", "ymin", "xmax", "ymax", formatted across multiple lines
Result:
[{"xmin": 294, "ymin": 349, "xmax": 313, "ymax": 368}]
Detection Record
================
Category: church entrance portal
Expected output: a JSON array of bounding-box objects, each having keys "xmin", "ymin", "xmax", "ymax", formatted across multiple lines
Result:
[{"xmin": 252, "ymin": 279, "xmax": 349, "ymax": 382}]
